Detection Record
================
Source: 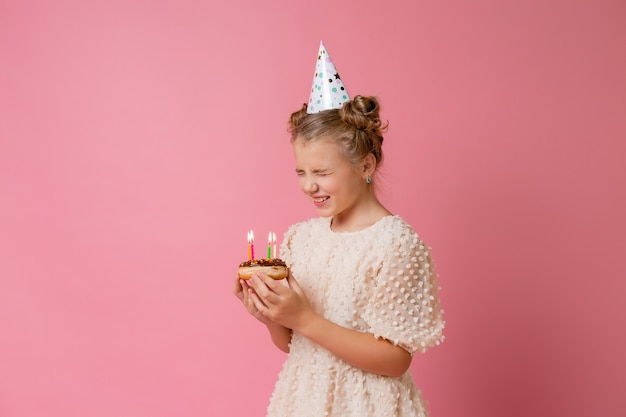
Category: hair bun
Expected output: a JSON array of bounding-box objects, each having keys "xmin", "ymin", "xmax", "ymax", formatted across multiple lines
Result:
[{"xmin": 340, "ymin": 95, "xmax": 385, "ymax": 133}]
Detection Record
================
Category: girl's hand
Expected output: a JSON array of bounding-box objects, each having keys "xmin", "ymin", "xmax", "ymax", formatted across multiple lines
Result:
[
  {"xmin": 232, "ymin": 276, "xmax": 273, "ymax": 325},
  {"xmin": 246, "ymin": 272, "xmax": 314, "ymax": 331}
]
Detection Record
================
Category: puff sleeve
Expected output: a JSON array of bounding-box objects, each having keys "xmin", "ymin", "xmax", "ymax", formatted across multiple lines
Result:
[
  {"xmin": 363, "ymin": 227, "xmax": 445, "ymax": 355},
  {"xmin": 278, "ymin": 223, "xmax": 297, "ymax": 269}
]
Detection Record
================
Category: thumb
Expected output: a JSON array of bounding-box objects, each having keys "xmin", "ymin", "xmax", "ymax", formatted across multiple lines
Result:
[{"xmin": 286, "ymin": 273, "xmax": 304, "ymax": 295}]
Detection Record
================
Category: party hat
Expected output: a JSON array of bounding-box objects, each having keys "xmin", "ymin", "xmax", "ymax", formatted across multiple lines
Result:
[{"xmin": 307, "ymin": 41, "xmax": 350, "ymax": 114}]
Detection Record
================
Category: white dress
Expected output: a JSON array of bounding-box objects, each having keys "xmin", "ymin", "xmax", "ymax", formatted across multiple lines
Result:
[{"xmin": 266, "ymin": 215, "xmax": 445, "ymax": 417}]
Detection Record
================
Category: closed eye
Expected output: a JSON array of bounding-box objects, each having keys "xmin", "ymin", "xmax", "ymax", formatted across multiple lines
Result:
[{"xmin": 313, "ymin": 170, "xmax": 331, "ymax": 176}]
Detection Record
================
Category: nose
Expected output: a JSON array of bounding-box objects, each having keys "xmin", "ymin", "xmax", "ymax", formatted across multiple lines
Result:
[{"xmin": 303, "ymin": 176, "xmax": 318, "ymax": 193}]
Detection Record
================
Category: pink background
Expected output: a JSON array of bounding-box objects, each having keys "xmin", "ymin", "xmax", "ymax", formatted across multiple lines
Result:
[{"xmin": 1, "ymin": 0, "xmax": 625, "ymax": 416}]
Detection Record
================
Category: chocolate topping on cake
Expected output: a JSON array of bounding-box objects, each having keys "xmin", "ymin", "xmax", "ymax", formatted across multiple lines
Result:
[{"xmin": 239, "ymin": 258, "xmax": 286, "ymax": 267}]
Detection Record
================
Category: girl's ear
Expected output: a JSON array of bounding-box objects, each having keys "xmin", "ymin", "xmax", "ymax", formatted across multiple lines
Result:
[{"xmin": 361, "ymin": 153, "xmax": 377, "ymax": 178}]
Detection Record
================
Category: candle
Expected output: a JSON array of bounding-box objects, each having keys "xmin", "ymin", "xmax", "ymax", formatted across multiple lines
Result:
[
  {"xmin": 267, "ymin": 232, "xmax": 272, "ymax": 259},
  {"xmin": 272, "ymin": 232, "xmax": 277, "ymax": 259},
  {"xmin": 250, "ymin": 230, "xmax": 255, "ymax": 260},
  {"xmin": 247, "ymin": 231, "xmax": 252, "ymax": 261}
]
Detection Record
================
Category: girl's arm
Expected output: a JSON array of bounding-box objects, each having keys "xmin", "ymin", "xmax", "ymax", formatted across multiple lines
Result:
[
  {"xmin": 297, "ymin": 312, "xmax": 411, "ymax": 377},
  {"xmin": 248, "ymin": 274, "xmax": 411, "ymax": 377},
  {"xmin": 264, "ymin": 321, "xmax": 292, "ymax": 353}
]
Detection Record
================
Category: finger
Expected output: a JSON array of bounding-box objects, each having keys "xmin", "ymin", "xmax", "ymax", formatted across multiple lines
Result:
[
  {"xmin": 286, "ymin": 273, "xmax": 304, "ymax": 296},
  {"xmin": 245, "ymin": 293, "xmax": 264, "ymax": 322},
  {"xmin": 256, "ymin": 272, "xmax": 288, "ymax": 295},
  {"xmin": 233, "ymin": 278, "xmax": 245, "ymax": 300},
  {"xmin": 240, "ymin": 280, "xmax": 249, "ymax": 302},
  {"xmin": 242, "ymin": 282, "xmax": 257, "ymax": 310},
  {"xmin": 249, "ymin": 275, "xmax": 281, "ymax": 306},
  {"xmin": 248, "ymin": 274, "xmax": 272, "ymax": 295},
  {"xmin": 248, "ymin": 287, "xmax": 270, "ymax": 313}
]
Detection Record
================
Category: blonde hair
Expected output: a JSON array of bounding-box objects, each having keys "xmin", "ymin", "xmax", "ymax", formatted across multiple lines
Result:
[{"xmin": 288, "ymin": 95, "xmax": 388, "ymax": 168}]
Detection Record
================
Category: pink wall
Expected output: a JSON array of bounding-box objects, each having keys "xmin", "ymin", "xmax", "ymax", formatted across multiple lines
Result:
[{"xmin": 1, "ymin": 0, "xmax": 624, "ymax": 416}]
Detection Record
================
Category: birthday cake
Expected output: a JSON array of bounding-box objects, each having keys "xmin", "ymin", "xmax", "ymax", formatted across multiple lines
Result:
[{"xmin": 238, "ymin": 258, "xmax": 288, "ymax": 280}]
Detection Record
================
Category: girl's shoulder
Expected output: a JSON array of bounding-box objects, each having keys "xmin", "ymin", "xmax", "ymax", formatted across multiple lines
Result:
[
  {"xmin": 378, "ymin": 215, "xmax": 419, "ymax": 237},
  {"xmin": 283, "ymin": 217, "xmax": 330, "ymax": 239},
  {"xmin": 377, "ymin": 215, "xmax": 429, "ymax": 251},
  {"xmin": 288, "ymin": 216, "xmax": 330, "ymax": 231}
]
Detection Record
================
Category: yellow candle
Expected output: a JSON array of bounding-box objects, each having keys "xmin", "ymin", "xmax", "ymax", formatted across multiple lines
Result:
[{"xmin": 272, "ymin": 232, "xmax": 277, "ymax": 259}]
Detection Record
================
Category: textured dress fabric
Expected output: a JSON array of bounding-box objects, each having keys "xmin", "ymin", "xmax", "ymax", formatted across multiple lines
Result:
[{"xmin": 266, "ymin": 215, "xmax": 445, "ymax": 417}]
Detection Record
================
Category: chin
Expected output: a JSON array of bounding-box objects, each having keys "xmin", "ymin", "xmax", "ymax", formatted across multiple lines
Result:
[{"xmin": 315, "ymin": 207, "xmax": 335, "ymax": 217}]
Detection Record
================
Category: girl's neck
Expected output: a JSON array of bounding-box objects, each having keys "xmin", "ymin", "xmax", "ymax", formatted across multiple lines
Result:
[{"xmin": 330, "ymin": 198, "xmax": 391, "ymax": 233}]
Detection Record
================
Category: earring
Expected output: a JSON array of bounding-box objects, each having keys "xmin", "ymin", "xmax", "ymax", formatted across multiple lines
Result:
[{"xmin": 366, "ymin": 177, "xmax": 372, "ymax": 184}]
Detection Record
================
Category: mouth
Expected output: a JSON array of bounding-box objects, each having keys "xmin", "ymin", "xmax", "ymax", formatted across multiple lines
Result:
[{"xmin": 312, "ymin": 196, "xmax": 330, "ymax": 205}]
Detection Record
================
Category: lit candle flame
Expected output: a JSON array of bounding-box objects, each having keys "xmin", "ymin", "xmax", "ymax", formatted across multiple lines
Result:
[{"xmin": 267, "ymin": 232, "xmax": 277, "ymax": 258}]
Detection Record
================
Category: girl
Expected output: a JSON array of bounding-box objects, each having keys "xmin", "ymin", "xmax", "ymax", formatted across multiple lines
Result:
[{"xmin": 233, "ymin": 95, "xmax": 445, "ymax": 417}]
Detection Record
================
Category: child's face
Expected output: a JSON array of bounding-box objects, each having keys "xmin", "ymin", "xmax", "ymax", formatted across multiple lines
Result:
[{"xmin": 293, "ymin": 138, "xmax": 366, "ymax": 219}]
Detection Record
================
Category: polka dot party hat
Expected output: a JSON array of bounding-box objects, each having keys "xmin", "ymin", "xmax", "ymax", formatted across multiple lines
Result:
[{"xmin": 307, "ymin": 41, "xmax": 350, "ymax": 114}]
